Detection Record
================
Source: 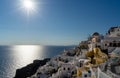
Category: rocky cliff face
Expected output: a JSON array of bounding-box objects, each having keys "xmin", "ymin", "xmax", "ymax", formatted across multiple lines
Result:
[{"xmin": 14, "ymin": 58, "xmax": 50, "ymax": 78}]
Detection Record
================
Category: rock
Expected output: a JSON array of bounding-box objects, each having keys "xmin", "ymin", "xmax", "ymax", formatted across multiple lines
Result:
[{"xmin": 14, "ymin": 58, "xmax": 50, "ymax": 78}]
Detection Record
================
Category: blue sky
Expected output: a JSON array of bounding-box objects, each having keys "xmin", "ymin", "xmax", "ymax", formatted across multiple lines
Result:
[{"xmin": 0, "ymin": 0, "xmax": 120, "ymax": 45}]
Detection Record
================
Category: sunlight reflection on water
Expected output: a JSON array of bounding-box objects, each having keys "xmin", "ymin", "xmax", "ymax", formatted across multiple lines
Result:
[
  {"xmin": 6, "ymin": 45, "xmax": 45, "ymax": 78},
  {"xmin": 11, "ymin": 45, "xmax": 44, "ymax": 66},
  {"xmin": 0, "ymin": 45, "xmax": 73, "ymax": 78}
]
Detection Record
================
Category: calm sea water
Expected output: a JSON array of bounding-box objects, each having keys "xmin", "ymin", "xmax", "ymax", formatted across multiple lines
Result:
[{"xmin": 0, "ymin": 45, "xmax": 74, "ymax": 78}]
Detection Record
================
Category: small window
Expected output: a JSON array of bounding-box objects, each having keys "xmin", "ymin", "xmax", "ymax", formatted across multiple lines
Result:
[
  {"xmin": 63, "ymin": 67, "xmax": 65, "ymax": 70},
  {"xmin": 68, "ymin": 68, "xmax": 70, "ymax": 70},
  {"xmin": 71, "ymin": 71, "xmax": 74, "ymax": 74},
  {"xmin": 113, "ymin": 43, "xmax": 117, "ymax": 47},
  {"xmin": 109, "ymin": 43, "xmax": 112, "ymax": 47},
  {"xmin": 84, "ymin": 74, "xmax": 87, "ymax": 77},
  {"xmin": 118, "ymin": 43, "xmax": 120, "ymax": 47},
  {"xmin": 88, "ymin": 70, "xmax": 91, "ymax": 74},
  {"xmin": 105, "ymin": 44, "xmax": 107, "ymax": 46}
]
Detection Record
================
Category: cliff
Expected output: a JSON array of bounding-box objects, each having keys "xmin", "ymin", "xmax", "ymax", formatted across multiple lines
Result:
[{"xmin": 14, "ymin": 58, "xmax": 50, "ymax": 78}]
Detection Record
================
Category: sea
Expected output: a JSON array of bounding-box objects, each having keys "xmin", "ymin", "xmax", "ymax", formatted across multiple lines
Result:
[{"xmin": 0, "ymin": 45, "xmax": 74, "ymax": 78}]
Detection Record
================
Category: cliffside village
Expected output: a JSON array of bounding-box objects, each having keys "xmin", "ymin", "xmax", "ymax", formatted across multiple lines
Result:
[
  {"xmin": 29, "ymin": 27, "xmax": 120, "ymax": 78},
  {"xmin": 81, "ymin": 26, "xmax": 120, "ymax": 53}
]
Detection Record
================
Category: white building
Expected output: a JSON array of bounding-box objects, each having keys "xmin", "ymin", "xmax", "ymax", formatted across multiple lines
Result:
[
  {"xmin": 88, "ymin": 32, "xmax": 103, "ymax": 51},
  {"xmin": 102, "ymin": 27, "xmax": 120, "ymax": 52},
  {"xmin": 88, "ymin": 26, "xmax": 120, "ymax": 53},
  {"xmin": 107, "ymin": 27, "xmax": 120, "ymax": 37},
  {"xmin": 50, "ymin": 63, "xmax": 76, "ymax": 78}
]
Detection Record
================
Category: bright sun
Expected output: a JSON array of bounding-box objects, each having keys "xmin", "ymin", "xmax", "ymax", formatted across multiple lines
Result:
[
  {"xmin": 20, "ymin": 0, "xmax": 37, "ymax": 16},
  {"xmin": 23, "ymin": 0, "xmax": 34, "ymax": 10}
]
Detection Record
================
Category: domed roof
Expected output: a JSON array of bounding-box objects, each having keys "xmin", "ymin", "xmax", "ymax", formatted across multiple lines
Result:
[{"xmin": 92, "ymin": 32, "xmax": 99, "ymax": 36}]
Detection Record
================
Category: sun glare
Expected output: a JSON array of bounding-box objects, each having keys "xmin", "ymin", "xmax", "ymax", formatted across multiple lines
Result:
[
  {"xmin": 23, "ymin": 0, "xmax": 34, "ymax": 10},
  {"xmin": 19, "ymin": 0, "xmax": 37, "ymax": 16}
]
